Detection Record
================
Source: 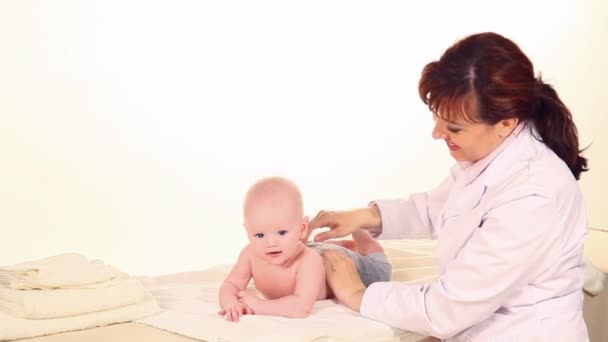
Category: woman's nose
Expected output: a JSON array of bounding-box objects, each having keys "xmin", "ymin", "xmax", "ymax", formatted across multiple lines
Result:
[{"xmin": 432, "ymin": 121, "xmax": 447, "ymax": 140}]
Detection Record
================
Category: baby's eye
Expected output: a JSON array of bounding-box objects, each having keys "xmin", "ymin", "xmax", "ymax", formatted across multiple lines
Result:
[
  {"xmin": 278, "ymin": 230, "xmax": 288, "ymax": 236},
  {"xmin": 254, "ymin": 233, "xmax": 264, "ymax": 238}
]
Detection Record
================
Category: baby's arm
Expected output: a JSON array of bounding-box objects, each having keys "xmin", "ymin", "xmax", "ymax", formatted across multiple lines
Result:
[
  {"xmin": 239, "ymin": 250, "xmax": 324, "ymax": 318},
  {"xmin": 218, "ymin": 246, "xmax": 253, "ymax": 321}
]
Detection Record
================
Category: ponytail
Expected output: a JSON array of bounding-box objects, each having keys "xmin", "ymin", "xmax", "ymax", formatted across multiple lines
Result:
[{"xmin": 532, "ymin": 78, "xmax": 589, "ymax": 180}]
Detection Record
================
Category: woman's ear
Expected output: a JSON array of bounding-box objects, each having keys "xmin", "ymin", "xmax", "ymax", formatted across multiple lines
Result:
[{"xmin": 500, "ymin": 117, "xmax": 519, "ymax": 136}]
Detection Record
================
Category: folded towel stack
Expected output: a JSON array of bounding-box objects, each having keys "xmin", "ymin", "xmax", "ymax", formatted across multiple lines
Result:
[
  {"xmin": 0, "ymin": 253, "xmax": 160, "ymax": 341},
  {"xmin": 0, "ymin": 253, "xmax": 126, "ymax": 291}
]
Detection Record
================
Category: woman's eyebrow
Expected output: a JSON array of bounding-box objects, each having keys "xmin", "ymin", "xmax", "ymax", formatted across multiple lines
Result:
[
  {"xmin": 435, "ymin": 112, "xmax": 464, "ymax": 125},
  {"xmin": 444, "ymin": 118, "xmax": 464, "ymax": 126}
]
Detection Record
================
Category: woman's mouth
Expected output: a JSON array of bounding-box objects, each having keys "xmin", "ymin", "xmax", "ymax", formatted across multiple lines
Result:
[{"xmin": 447, "ymin": 141, "xmax": 460, "ymax": 151}]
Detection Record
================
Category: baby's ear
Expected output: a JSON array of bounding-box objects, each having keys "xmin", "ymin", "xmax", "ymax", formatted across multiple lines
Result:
[{"xmin": 300, "ymin": 216, "xmax": 310, "ymax": 242}]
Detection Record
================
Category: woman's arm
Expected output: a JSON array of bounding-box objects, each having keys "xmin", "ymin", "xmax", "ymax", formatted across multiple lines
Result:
[
  {"xmin": 360, "ymin": 194, "xmax": 564, "ymax": 339},
  {"xmin": 371, "ymin": 173, "xmax": 453, "ymax": 240},
  {"xmin": 309, "ymin": 173, "xmax": 453, "ymax": 242}
]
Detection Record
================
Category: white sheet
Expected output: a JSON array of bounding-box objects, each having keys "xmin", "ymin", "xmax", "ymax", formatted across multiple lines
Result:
[
  {"xmin": 136, "ymin": 265, "xmax": 428, "ymax": 342},
  {"xmin": 136, "ymin": 238, "xmax": 605, "ymax": 342}
]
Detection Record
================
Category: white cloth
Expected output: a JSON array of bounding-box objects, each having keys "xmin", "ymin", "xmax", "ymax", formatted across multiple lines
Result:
[
  {"xmin": 0, "ymin": 292, "xmax": 160, "ymax": 341},
  {"xmin": 0, "ymin": 253, "xmax": 126, "ymax": 290},
  {"xmin": 584, "ymin": 260, "xmax": 605, "ymax": 296},
  {"xmin": 363, "ymin": 123, "xmax": 590, "ymax": 341},
  {"xmin": 0, "ymin": 278, "xmax": 147, "ymax": 319},
  {"xmin": 135, "ymin": 265, "xmax": 428, "ymax": 342}
]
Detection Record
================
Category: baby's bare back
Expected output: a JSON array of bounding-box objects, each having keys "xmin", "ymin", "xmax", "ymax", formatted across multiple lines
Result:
[{"xmin": 250, "ymin": 248, "xmax": 328, "ymax": 300}]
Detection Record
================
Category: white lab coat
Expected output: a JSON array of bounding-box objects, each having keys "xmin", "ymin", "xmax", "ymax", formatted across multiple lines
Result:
[{"xmin": 361, "ymin": 123, "xmax": 589, "ymax": 341}]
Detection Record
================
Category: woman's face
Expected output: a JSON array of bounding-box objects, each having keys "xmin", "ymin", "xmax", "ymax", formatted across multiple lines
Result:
[{"xmin": 431, "ymin": 113, "xmax": 516, "ymax": 163}]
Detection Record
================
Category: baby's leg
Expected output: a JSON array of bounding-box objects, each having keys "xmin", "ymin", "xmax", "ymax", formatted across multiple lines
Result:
[{"xmin": 350, "ymin": 229, "xmax": 384, "ymax": 256}]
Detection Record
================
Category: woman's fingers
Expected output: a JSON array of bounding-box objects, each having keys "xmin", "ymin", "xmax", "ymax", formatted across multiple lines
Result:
[
  {"xmin": 310, "ymin": 210, "xmax": 347, "ymax": 242},
  {"xmin": 322, "ymin": 250, "xmax": 367, "ymax": 311},
  {"xmin": 308, "ymin": 210, "xmax": 332, "ymax": 231},
  {"xmin": 323, "ymin": 250, "xmax": 351, "ymax": 278},
  {"xmin": 322, "ymin": 251, "xmax": 361, "ymax": 285},
  {"xmin": 310, "ymin": 208, "xmax": 377, "ymax": 242},
  {"xmin": 314, "ymin": 230, "xmax": 340, "ymax": 242},
  {"xmin": 324, "ymin": 249, "xmax": 350, "ymax": 264},
  {"xmin": 322, "ymin": 250, "xmax": 336, "ymax": 273}
]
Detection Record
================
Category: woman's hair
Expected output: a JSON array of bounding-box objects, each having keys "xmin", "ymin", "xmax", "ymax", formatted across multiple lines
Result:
[{"xmin": 418, "ymin": 32, "xmax": 588, "ymax": 180}]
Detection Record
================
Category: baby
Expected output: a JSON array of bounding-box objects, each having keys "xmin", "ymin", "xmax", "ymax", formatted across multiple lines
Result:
[{"xmin": 218, "ymin": 177, "xmax": 391, "ymax": 321}]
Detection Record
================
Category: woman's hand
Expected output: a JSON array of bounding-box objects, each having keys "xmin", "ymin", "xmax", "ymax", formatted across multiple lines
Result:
[
  {"xmin": 308, "ymin": 206, "xmax": 382, "ymax": 242},
  {"xmin": 322, "ymin": 250, "xmax": 366, "ymax": 312}
]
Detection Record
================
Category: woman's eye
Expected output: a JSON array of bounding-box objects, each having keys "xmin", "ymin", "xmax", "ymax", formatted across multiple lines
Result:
[
  {"xmin": 447, "ymin": 127, "xmax": 461, "ymax": 133},
  {"xmin": 278, "ymin": 230, "xmax": 288, "ymax": 236},
  {"xmin": 255, "ymin": 233, "xmax": 264, "ymax": 238}
]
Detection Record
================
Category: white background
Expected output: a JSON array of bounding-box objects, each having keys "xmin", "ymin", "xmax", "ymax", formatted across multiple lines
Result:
[{"xmin": 1, "ymin": 1, "xmax": 606, "ymax": 275}]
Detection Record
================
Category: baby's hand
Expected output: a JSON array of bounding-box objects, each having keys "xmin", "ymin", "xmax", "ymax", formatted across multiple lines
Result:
[
  {"xmin": 217, "ymin": 302, "xmax": 253, "ymax": 322},
  {"xmin": 236, "ymin": 290, "xmax": 263, "ymax": 310}
]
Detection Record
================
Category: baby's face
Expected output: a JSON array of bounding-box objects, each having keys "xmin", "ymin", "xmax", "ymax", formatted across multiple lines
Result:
[{"xmin": 244, "ymin": 211, "xmax": 306, "ymax": 266}]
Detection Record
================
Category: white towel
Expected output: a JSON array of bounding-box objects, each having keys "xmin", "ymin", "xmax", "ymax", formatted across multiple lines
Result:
[
  {"xmin": 0, "ymin": 278, "xmax": 147, "ymax": 319},
  {"xmin": 136, "ymin": 266, "xmax": 428, "ymax": 342},
  {"xmin": 584, "ymin": 259, "xmax": 606, "ymax": 296},
  {"xmin": 0, "ymin": 253, "xmax": 126, "ymax": 290},
  {"xmin": 0, "ymin": 292, "xmax": 160, "ymax": 341}
]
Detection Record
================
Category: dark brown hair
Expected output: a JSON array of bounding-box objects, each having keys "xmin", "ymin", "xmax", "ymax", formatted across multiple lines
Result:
[{"xmin": 418, "ymin": 32, "xmax": 588, "ymax": 179}]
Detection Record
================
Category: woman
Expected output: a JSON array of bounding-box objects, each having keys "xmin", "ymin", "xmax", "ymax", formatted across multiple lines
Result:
[{"xmin": 309, "ymin": 32, "xmax": 590, "ymax": 341}]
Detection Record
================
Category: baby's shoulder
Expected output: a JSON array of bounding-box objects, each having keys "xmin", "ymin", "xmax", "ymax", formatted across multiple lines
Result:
[
  {"xmin": 239, "ymin": 244, "xmax": 250, "ymax": 254},
  {"xmin": 294, "ymin": 246, "xmax": 325, "ymax": 280},
  {"xmin": 298, "ymin": 245, "xmax": 324, "ymax": 267},
  {"xmin": 237, "ymin": 244, "xmax": 254, "ymax": 261}
]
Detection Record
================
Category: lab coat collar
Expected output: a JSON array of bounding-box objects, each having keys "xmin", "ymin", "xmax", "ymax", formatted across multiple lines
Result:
[{"xmin": 457, "ymin": 122, "xmax": 527, "ymax": 186}]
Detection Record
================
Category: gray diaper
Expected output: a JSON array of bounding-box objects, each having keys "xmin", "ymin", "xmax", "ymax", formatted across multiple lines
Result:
[{"xmin": 306, "ymin": 241, "xmax": 392, "ymax": 287}]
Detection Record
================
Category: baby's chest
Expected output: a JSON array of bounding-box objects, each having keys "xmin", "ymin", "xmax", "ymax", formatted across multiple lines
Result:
[{"xmin": 250, "ymin": 263, "xmax": 297, "ymax": 299}]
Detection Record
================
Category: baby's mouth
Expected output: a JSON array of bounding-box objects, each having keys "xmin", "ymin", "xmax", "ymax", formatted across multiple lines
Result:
[{"xmin": 266, "ymin": 251, "xmax": 282, "ymax": 257}]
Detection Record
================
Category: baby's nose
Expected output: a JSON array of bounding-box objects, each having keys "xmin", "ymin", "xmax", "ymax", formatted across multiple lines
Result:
[{"xmin": 267, "ymin": 235, "xmax": 278, "ymax": 246}]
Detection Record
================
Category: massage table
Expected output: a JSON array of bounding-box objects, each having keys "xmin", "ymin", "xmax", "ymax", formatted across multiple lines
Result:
[
  {"xmin": 13, "ymin": 232, "xmax": 607, "ymax": 342},
  {"xmin": 12, "ymin": 240, "xmax": 435, "ymax": 342}
]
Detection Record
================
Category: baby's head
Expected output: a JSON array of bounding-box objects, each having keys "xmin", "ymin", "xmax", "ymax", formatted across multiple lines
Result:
[{"xmin": 243, "ymin": 177, "xmax": 309, "ymax": 265}]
